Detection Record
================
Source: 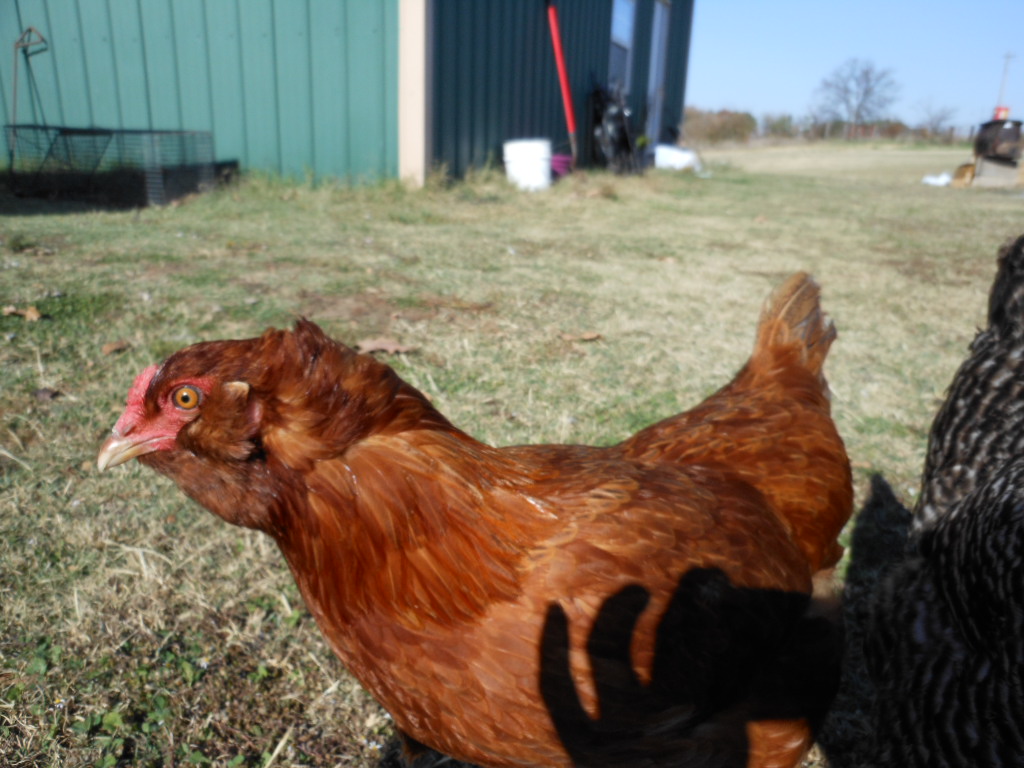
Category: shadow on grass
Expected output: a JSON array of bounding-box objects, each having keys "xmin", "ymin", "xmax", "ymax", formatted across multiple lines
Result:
[{"xmin": 0, "ymin": 177, "xmax": 131, "ymax": 215}]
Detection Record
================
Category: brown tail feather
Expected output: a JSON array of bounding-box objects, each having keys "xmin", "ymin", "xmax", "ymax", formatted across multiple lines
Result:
[{"xmin": 753, "ymin": 272, "xmax": 835, "ymax": 380}]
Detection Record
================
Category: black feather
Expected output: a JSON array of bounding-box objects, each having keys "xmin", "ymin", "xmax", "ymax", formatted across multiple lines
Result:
[{"xmin": 868, "ymin": 462, "xmax": 1024, "ymax": 767}]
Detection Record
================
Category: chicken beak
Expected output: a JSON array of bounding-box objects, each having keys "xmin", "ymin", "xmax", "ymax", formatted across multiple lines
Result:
[{"xmin": 96, "ymin": 432, "xmax": 159, "ymax": 471}]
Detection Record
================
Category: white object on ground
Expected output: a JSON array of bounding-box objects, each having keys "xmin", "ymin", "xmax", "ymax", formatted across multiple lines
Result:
[
  {"xmin": 921, "ymin": 172, "xmax": 952, "ymax": 187},
  {"xmin": 503, "ymin": 139, "xmax": 552, "ymax": 191},
  {"xmin": 654, "ymin": 145, "xmax": 703, "ymax": 172}
]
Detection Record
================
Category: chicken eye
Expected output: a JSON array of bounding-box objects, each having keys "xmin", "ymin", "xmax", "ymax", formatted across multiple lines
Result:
[{"xmin": 172, "ymin": 385, "xmax": 201, "ymax": 410}]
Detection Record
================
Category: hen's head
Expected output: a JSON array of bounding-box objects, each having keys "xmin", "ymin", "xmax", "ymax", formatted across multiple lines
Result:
[
  {"xmin": 96, "ymin": 339, "xmax": 264, "ymax": 473},
  {"xmin": 97, "ymin": 320, "xmax": 451, "ymax": 528},
  {"xmin": 97, "ymin": 321, "xmax": 361, "ymax": 529}
]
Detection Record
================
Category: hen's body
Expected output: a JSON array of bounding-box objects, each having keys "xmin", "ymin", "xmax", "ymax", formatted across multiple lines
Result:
[
  {"xmin": 867, "ymin": 235, "xmax": 1024, "ymax": 766},
  {"xmin": 913, "ymin": 234, "xmax": 1024, "ymax": 531},
  {"xmin": 868, "ymin": 461, "xmax": 1024, "ymax": 767},
  {"xmin": 99, "ymin": 274, "xmax": 851, "ymax": 768}
]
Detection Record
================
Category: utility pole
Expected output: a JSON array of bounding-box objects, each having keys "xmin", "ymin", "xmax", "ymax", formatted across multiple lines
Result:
[{"xmin": 997, "ymin": 53, "xmax": 1014, "ymax": 113}]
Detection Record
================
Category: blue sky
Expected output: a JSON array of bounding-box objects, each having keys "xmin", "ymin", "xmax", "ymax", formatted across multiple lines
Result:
[{"xmin": 685, "ymin": 0, "xmax": 1024, "ymax": 132}]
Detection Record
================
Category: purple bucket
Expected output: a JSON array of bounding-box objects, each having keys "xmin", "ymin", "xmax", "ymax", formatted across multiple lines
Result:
[{"xmin": 551, "ymin": 154, "xmax": 573, "ymax": 179}]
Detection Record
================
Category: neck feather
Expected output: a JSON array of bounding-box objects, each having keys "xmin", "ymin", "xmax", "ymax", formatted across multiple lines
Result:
[{"xmin": 272, "ymin": 430, "xmax": 554, "ymax": 633}]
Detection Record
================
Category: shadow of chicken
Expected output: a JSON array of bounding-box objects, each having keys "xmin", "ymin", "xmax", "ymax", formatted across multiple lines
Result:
[
  {"xmin": 97, "ymin": 273, "xmax": 851, "ymax": 768},
  {"xmin": 867, "ymin": 234, "xmax": 1024, "ymax": 766}
]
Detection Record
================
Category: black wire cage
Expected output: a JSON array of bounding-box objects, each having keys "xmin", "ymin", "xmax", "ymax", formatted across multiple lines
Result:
[{"xmin": 4, "ymin": 124, "xmax": 216, "ymax": 206}]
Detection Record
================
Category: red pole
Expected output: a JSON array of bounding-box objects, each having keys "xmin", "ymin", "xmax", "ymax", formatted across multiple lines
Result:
[{"xmin": 547, "ymin": 3, "xmax": 577, "ymax": 166}]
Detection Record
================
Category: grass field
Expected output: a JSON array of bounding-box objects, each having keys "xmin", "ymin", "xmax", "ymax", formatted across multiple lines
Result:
[{"xmin": 1, "ymin": 142, "xmax": 1021, "ymax": 767}]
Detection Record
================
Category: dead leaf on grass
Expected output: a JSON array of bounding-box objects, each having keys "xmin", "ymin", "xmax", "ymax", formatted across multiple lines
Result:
[
  {"xmin": 32, "ymin": 387, "xmax": 61, "ymax": 401},
  {"xmin": 101, "ymin": 339, "xmax": 132, "ymax": 356},
  {"xmin": 3, "ymin": 305, "xmax": 43, "ymax": 322},
  {"xmin": 560, "ymin": 332, "xmax": 603, "ymax": 343},
  {"xmin": 354, "ymin": 338, "xmax": 417, "ymax": 355}
]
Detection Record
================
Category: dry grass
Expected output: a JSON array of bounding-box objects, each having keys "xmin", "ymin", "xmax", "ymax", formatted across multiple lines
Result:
[
  {"xmin": 700, "ymin": 141, "xmax": 974, "ymax": 181},
  {"xmin": 1, "ymin": 144, "xmax": 1021, "ymax": 766}
]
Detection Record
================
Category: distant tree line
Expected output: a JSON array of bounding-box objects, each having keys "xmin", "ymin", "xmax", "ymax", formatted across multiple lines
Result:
[
  {"xmin": 682, "ymin": 59, "xmax": 962, "ymax": 145},
  {"xmin": 681, "ymin": 108, "xmax": 758, "ymax": 143},
  {"xmin": 680, "ymin": 107, "xmax": 948, "ymax": 144}
]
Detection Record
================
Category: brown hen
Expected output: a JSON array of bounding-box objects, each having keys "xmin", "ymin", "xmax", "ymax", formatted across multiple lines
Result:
[{"xmin": 97, "ymin": 273, "xmax": 851, "ymax": 768}]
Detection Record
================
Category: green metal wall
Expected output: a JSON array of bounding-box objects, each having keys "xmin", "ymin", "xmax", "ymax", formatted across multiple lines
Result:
[
  {"xmin": 1, "ymin": 0, "xmax": 399, "ymax": 181},
  {"xmin": 431, "ymin": 0, "xmax": 693, "ymax": 177},
  {"xmin": 661, "ymin": 0, "xmax": 695, "ymax": 143},
  {"xmin": 432, "ymin": 0, "xmax": 610, "ymax": 177}
]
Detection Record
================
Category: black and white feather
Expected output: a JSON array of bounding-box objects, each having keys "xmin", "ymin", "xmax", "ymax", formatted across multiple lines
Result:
[
  {"xmin": 867, "ymin": 460, "xmax": 1024, "ymax": 767},
  {"xmin": 866, "ymin": 234, "xmax": 1024, "ymax": 766},
  {"xmin": 913, "ymin": 234, "xmax": 1024, "ymax": 531}
]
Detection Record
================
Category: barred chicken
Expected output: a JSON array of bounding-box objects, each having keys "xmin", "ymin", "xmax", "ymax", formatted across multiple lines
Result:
[{"xmin": 868, "ymin": 234, "xmax": 1024, "ymax": 767}]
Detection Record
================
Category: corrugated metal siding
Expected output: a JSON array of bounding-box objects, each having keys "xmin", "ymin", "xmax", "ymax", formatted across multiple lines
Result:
[
  {"xmin": 430, "ymin": 0, "xmax": 692, "ymax": 177},
  {"xmin": 628, "ymin": 0, "xmax": 655, "ymax": 122},
  {"xmin": 432, "ymin": 0, "xmax": 614, "ymax": 177},
  {"xmin": 625, "ymin": 0, "xmax": 695, "ymax": 143},
  {"xmin": 661, "ymin": 0, "xmax": 695, "ymax": 141},
  {"xmin": 1, "ymin": 0, "xmax": 398, "ymax": 181}
]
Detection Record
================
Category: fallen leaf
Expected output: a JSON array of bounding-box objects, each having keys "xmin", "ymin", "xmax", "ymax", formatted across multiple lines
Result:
[
  {"xmin": 3, "ymin": 305, "xmax": 44, "ymax": 321},
  {"xmin": 560, "ymin": 332, "xmax": 603, "ymax": 343},
  {"xmin": 101, "ymin": 339, "xmax": 131, "ymax": 356},
  {"xmin": 32, "ymin": 387, "xmax": 61, "ymax": 401},
  {"xmin": 354, "ymin": 338, "xmax": 417, "ymax": 355}
]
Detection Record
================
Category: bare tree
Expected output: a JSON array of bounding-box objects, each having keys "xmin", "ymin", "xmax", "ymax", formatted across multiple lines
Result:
[
  {"xmin": 918, "ymin": 103, "xmax": 958, "ymax": 136},
  {"xmin": 814, "ymin": 59, "xmax": 899, "ymax": 132},
  {"xmin": 761, "ymin": 113, "xmax": 797, "ymax": 138}
]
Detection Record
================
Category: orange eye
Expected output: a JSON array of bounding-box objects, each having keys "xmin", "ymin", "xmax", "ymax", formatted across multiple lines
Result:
[{"xmin": 172, "ymin": 385, "xmax": 201, "ymax": 410}]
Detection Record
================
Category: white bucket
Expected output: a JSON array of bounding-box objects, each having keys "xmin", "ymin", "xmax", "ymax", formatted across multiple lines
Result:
[{"xmin": 503, "ymin": 139, "xmax": 552, "ymax": 191}]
